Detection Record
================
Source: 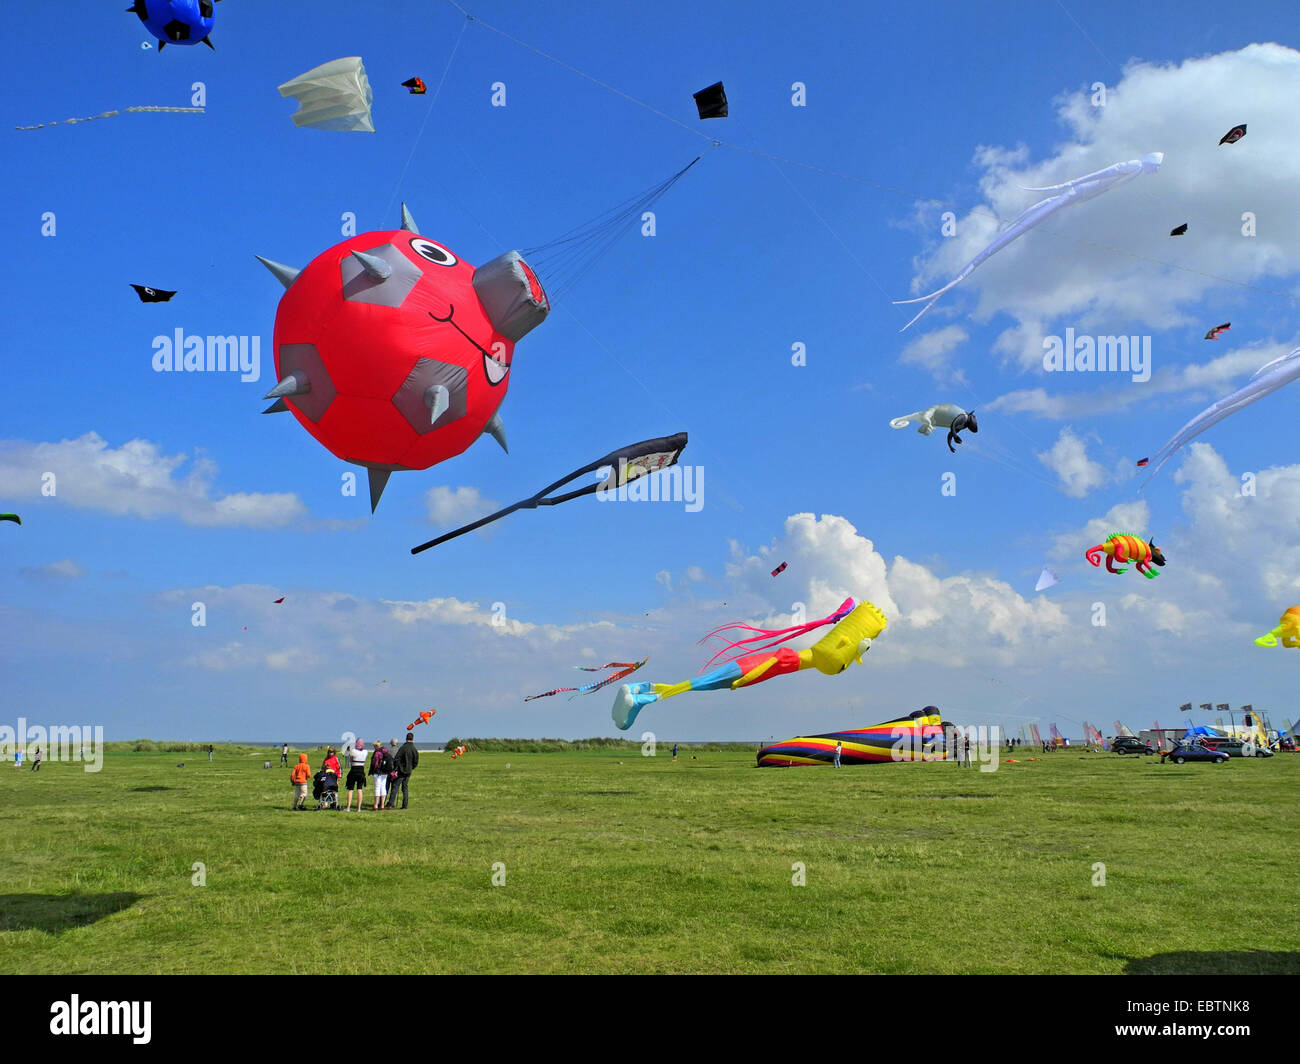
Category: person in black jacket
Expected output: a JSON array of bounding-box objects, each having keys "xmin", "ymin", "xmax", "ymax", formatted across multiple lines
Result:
[{"xmin": 391, "ymin": 733, "xmax": 420, "ymax": 810}]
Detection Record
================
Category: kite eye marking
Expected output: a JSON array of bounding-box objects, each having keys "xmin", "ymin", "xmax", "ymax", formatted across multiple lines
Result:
[{"xmin": 409, "ymin": 238, "xmax": 457, "ymax": 267}]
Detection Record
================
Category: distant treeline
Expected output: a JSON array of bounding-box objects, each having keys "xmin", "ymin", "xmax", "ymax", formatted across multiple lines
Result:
[
  {"xmin": 106, "ymin": 741, "xmax": 259, "ymax": 754},
  {"xmin": 444, "ymin": 737, "xmax": 757, "ymax": 754}
]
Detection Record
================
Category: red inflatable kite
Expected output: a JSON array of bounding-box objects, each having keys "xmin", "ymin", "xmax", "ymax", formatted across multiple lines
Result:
[{"xmin": 258, "ymin": 204, "xmax": 549, "ymax": 510}]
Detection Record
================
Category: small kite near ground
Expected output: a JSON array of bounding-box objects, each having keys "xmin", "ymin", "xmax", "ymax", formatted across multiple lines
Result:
[
  {"xmin": 1085, "ymin": 534, "xmax": 1165, "ymax": 578},
  {"xmin": 1170, "ymin": 223, "xmax": 1188, "ymax": 236},
  {"xmin": 1204, "ymin": 322, "xmax": 1231, "ymax": 340},
  {"xmin": 401, "ymin": 77, "xmax": 427, "ymax": 95},
  {"xmin": 279, "ymin": 57, "xmax": 375, "ymax": 132},
  {"xmin": 525, "ymin": 660, "xmax": 647, "ymax": 702},
  {"xmin": 693, "ymin": 82, "xmax": 727, "ymax": 119},
  {"xmin": 893, "ymin": 153, "xmax": 1163, "ymax": 331},
  {"xmin": 1219, "ymin": 124, "xmax": 1247, "ymax": 145},
  {"xmin": 1256, "ymin": 607, "xmax": 1300, "ymax": 648},
  {"xmin": 1, "ymin": 513, "xmax": 20, "ymax": 525},
  {"xmin": 770, "ymin": 562, "xmax": 787, "ymax": 577},
  {"xmin": 1034, "ymin": 567, "xmax": 1059, "ymax": 592},
  {"xmin": 131, "ymin": 284, "xmax": 176, "ymax": 303},
  {"xmin": 890, "ymin": 404, "xmax": 977, "ymax": 453},
  {"xmin": 1141, "ymin": 346, "xmax": 1300, "ymax": 484},
  {"xmin": 411, "ymin": 432, "xmax": 688, "ymax": 553}
]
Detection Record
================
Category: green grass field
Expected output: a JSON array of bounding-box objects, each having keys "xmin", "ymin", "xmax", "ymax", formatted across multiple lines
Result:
[{"xmin": 2, "ymin": 746, "xmax": 1297, "ymax": 974}]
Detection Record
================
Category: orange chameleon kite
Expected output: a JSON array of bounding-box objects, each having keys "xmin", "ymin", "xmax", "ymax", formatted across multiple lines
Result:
[{"xmin": 1085, "ymin": 533, "xmax": 1166, "ymax": 579}]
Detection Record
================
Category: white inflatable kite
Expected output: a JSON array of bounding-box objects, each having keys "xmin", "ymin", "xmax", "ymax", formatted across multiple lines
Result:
[
  {"xmin": 895, "ymin": 152, "xmax": 1164, "ymax": 331},
  {"xmin": 279, "ymin": 57, "xmax": 374, "ymax": 132}
]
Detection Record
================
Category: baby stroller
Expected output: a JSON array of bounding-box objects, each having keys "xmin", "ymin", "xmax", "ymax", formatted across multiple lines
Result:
[{"xmin": 313, "ymin": 769, "xmax": 339, "ymax": 810}]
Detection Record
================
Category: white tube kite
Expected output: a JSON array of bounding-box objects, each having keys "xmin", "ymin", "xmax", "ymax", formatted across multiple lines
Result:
[
  {"xmin": 894, "ymin": 152, "xmax": 1164, "ymax": 331},
  {"xmin": 278, "ymin": 57, "xmax": 374, "ymax": 132},
  {"xmin": 1141, "ymin": 347, "xmax": 1300, "ymax": 486}
]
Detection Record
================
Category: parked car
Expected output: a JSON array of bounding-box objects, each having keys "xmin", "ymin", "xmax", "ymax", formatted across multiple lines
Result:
[
  {"xmin": 1203, "ymin": 738, "xmax": 1274, "ymax": 758},
  {"xmin": 1111, "ymin": 736, "xmax": 1153, "ymax": 755},
  {"xmin": 1166, "ymin": 742, "xmax": 1229, "ymax": 765}
]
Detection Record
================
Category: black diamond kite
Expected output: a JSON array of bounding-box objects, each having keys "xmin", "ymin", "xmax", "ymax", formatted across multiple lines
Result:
[{"xmin": 693, "ymin": 82, "xmax": 727, "ymax": 120}]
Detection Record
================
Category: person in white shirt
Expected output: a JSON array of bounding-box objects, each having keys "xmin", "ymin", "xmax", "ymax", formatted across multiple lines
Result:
[{"xmin": 345, "ymin": 739, "xmax": 368, "ymax": 811}]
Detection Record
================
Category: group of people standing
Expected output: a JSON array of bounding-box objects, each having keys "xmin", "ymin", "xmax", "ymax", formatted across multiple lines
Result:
[{"xmin": 289, "ymin": 733, "xmax": 420, "ymax": 811}]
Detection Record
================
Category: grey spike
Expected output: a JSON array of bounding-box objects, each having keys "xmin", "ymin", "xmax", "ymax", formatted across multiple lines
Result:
[
  {"xmin": 263, "ymin": 370, "xmax": 310, "ymax": 400},
  {"xmin": 424, "ymin": 384, "xmax": 450, "ymax": 425},
  {"xmin": 368, "ymin": 469, "xmax": 392, "ymax": 513},
  {"xmin": 262, "ymin": 398, "xmax": 289, "ymax": 414},
  {"xmin": 483, "ymin": 412, "xmax": 508, "ymax": 453},
  {"xmin": 350, "ymin": 249, "xmax": 392, "ymax": 281},
  {"xmin": 400, "ymin": 203, "xmax": 419, "ymax": 233},
  {"xmin": 255, "ymin": 255, "xmax": 301, "ymax": 290}
]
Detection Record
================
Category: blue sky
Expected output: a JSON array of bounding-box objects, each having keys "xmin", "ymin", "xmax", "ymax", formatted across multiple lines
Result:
[{"xmin": 2, "ymin": 0, "xmax": 1298, "ymax": 743}]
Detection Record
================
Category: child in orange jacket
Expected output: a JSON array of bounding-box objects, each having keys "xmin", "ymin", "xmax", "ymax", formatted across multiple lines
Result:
[{"xmin": 289, "ymin": 753, "xmax": 311, "ymax": 810}]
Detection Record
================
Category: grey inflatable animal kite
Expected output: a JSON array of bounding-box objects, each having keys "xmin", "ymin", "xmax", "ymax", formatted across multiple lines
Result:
[{"xmin": 890, "ymin": 404, "xmax": 978, "ymax": 453}]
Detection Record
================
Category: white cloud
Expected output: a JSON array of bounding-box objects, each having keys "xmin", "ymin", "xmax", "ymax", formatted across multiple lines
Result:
[
  {"xmin": 1037, "ymin": 427, "xmax": 1109, "ymax": 497},
  {"xmin": 990, "ymin": 342, "xmax": 1283, "ymax": 420},
  {"xmin": 899, "ymin": 325, "xmax": 970, "ymax": 381},
  {"xmin": 384, "ymin": 595, "xmax": 615, "ymax": 644},
  {"xmin": 425, "ymin": 485, "xmax": 497, "ymax": 527},
  {"xmin": 899, "ymin": 45, "xmax": 1300, "ymax": 366},
  {"xmin": 0, "ymin": 432, "xmax": 306, "ymax": 529},
  {"xmin": 21, "ymin": 559, "xmax": 85, "ymax": 580}
]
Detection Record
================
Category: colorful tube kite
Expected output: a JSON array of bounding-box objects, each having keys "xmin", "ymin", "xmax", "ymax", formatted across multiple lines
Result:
[
  {"xmin": 525, "ymin": 660, "xmax": 647, "ymax": 702},
  {"xmin": 611, "ymin": 601, "xmax": 887, "ymax": 730},
  {"xmin": 894, "ymin": 153, "xmax": 1163, "ymax": 331},
  {"xmin": 757, "ymin": 708, "xmax": 949, "ymax": 766}
]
